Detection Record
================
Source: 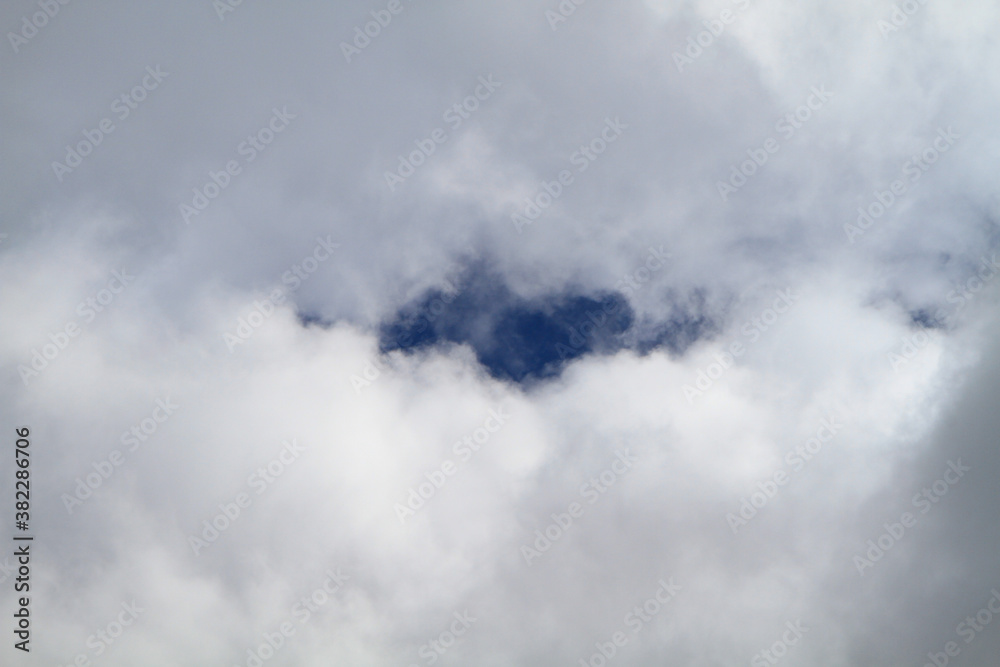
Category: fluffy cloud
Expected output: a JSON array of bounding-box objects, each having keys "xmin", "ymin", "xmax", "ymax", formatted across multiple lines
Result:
[{"xmin": 2, "ymin": 0, "xmax": 999, "ymax": 665}]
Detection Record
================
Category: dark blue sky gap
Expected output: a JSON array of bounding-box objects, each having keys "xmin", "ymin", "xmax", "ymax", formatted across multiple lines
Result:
[{"xmin": 372, "ymin": 266, "xmax": 716, "ymax": 385}]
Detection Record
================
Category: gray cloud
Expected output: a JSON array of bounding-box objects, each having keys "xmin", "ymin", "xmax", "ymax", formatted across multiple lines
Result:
[{"xmin": 2, "ymin": 0, "xmax": 1000, "ymax": 664}]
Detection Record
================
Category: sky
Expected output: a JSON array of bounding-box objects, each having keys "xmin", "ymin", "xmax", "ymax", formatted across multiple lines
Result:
[{"xmin": 1, "ymin": 0, "xmax": 1000, "ymax": 665}]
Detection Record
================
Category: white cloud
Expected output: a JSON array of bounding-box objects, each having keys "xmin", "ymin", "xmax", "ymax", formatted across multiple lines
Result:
[{"xmin": 2, "ymin": 0, "xmax": 1000, "ymax": 664}]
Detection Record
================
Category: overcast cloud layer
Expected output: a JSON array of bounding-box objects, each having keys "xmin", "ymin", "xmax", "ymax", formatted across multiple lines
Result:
[{"xmin": 2, "ymin": 0, "xmax": 1000, "ymax": 665}]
